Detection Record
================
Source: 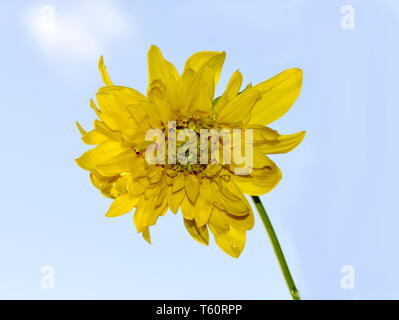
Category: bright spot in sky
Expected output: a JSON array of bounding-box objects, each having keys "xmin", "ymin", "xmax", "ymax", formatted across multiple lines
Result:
[{"xmin": 27, "ymin": 1, "xmax": 132, "ymax": 60}]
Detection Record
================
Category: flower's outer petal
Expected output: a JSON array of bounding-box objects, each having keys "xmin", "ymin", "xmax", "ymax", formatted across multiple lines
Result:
[
  {"xmin": 248, "ymin": 68, "xmax": 302, "ymax": 126},
  {"xmin": 181, "ymin": 65, "xmax": 215, "ymax": 117},
  {"xmin": 148, "ymin": 45, "xmax": 179, "ymax": 85},
  {"xmin": 184, "ymin": 175, "xmax": 200, "ymax": 204},
  {"xmin": 142, "ymin": 227, "xmax": 151, "ymax": 244},
  {"xmin": 209, "ymin": 200, "xmax": 254, "ymax": 231},
  {"xmin": 95, "ymin": 149, "xmax": 137, "ymax": 177},
  {"xmin": 110, "ymin": 174, "xmax": 130, "ymax": 197},
  {"xmin": 183, "ymin": 218, "xmax": 209, "ymax": 245},
  {"xmin": 105, "ymin": 193, "xmax": 139, "ymax": 217},
  {"xmin": 183, "ymin": 51, "xmax": 226, "ymax": 87},
  {"xmin": 208, "ymin": 210, "xmax": 246, "ymax": 258},
  {"xmin": 134, "ymin": 184, "xmax": 168, "ymax": 232},
  {"xmin": 128, "ymin": 176, "xmax": 149, "ymax": 199},
  {"xmin": 180, "ymin": 196, "xmax": 195, "ymax": 220},
  {"xmin": 146, "ymin": 165, "xmax": 164, "ymax": 185},
  {"xmin": 168, "ymin": 187, "xmax": 185, "ymax": 214},
  {"xmin": 147, "ymin": 46, "xmax": 181, "ymax": 109},
  {"xmin": 241, "ymin": 125, "xmax": 305, "ymax": 154},
  {"xmin": 191, "ymin": 67, "xmax": 215, "ymax": 117},
  {"xmin": 180, "ymin": 51, "xmax": 225, "ymax": 116},
  {"xmin": 90, "ymin": 172, "xmax": 117, "ymax": 198},
  {"xmin": 232, "ymin": 155, "xmax": 282, "ymax": 196},
  {"xmin": 76, "ymin": 121, "xmax": 109, "ymax": 145},
  {"xmin": 216, "ymin": 87, "xmax": 261, "ymax": 126},
  {"xmin": 96, "ymin": 86, "xmax": 146, "ymax": 113},
  {"xmin": 148, "ymin": 91, "xmax": 172, "ymax": 127},
  {"xmin": 94, "ymin": 120, "xmax": 122, "ymax": 142},
  {"xmin": 211, "ymin": 180, "xmax": 249, "ymax": 216},
  {"xmin": 194, "ymin": 181, "xmax": 214, "ymax": 226},
  {"xmin": 259, "ymin": 131, "xmax": 306, "ymax": 154},
  {"xmin": 214, "ymin": 70, "xmax": 242, "ymax": 110},
  {"xmin": 75, "ymin": 140, "xmax": 126, "ymax": 171},
  {"xmin": 225, "ymin": 212, "xmax": 254, "ymax": 231},
  {"xmin": 195, "ymin": 200, "xmax": 213, "ymax": 227},
  {"xmin": 172, "ymin": 175, "xmax": 185, "ymax": 193},
  {"xmin": 212, "ymin": 226, "xmax": 246, "ymax": 258},
  {"xmin": 223, "ymin": 70, "xmax": 243, "ymax": 100},
  {"xmin": 243, "ymin": 124, "xmax": 280, "ymax": 143},
  {"xmin": 76, "ymin": 121, "xmax": 87, "ymax": 135},
  {"xmin": 96, "ymin": 86, "xmax": 147, "ymax": 142},
  {"xmin": 99, "ymin": 55, "xmax": 113, "ymax": 86},
  {"xmin": 81, "ymin": 130, "xmax": 109, "ymax": 145},
  {"xmin": 90, "ymin": 99, "xmax": 101, "ymax": 117},
  {"xmin": 272, "ymin": 131, "xmax": 306, "ymax": 153},
  {"xmin": 132, "ymin": 100, "xmax": 163, "ymax": 129}
]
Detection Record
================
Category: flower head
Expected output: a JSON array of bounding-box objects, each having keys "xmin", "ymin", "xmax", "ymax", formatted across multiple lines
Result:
[{"xmin": 76, "ymin": 46, "xmax": 305, "ymax": 257}]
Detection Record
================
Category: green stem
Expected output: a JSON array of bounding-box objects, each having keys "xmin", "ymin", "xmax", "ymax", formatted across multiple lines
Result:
[{"xmin": 251, "ymin": 196, "xmax": 301, "ymax": 300}]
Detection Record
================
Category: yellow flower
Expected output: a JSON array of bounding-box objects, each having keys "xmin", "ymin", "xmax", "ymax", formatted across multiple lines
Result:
[{"xmin": 76, "ymin": 46, "xmax": 305, "ymax": 258}]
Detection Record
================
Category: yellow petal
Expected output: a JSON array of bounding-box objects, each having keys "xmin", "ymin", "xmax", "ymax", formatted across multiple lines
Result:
[
  {"xmin": 212, "ymin": 181, "xmax": 249, "ymax": 216},
  {"xmin": 183, "ymin": 218, "xmax": 209, "ymax": 245},
  {"xmin": 168, "ymin": 187, "xmax": 185, "ymax": 214},
  {"xmin": 180, "ymin": 196, "xmax": 195, "ymax": 220},
  {"xmin": 254, "ymin": 129, "xmax": 306, "ymax": 154},
  {"xmin": 97, "ymin": 86, "xmax": 146, "ymax": 112},
  {"xmin": 96, "ymin": 86, "xmax": 146, "ymax": 140},
  {"xmin": 105, "ymin": 193, "xmax": 139, "ymax": 217},
  {"xmin": 75, "ymin": 140, "xmax": 126, "ymax": 171},
  {"xmin": 216, "ymin": 87, "xmax": 261, "ymax": 125},
  {"xmin": 184, "ymin": 66, "xmax": 215, "ymax": 117},
  {"xmin": 128, "ymin": 176, "xmax": 148, "ymax": 198},
  {"xmin": 147, "ymin": 46, "xmax": 181, "ymax": 110},
  {"xmin": 142, "ymin": 227, "xmax": 151, "ymax": 244},
  {"xmin": 219, "ymin": 180, "xmax": 253, "ymax": 215},
  {"xmin": 134, "ymin": 187, "xmax": 168, "ymax": 232},
  {"xmin": 94, "ymin": 120, "xmax": 122, "ymax": 142},
  {"xmin": 223, "ymin": 70, "xmax": 243, "ymax": 100},
  {"xmin": 209, "ymin": 198, "xmax": 254, "ymax": 230},
  {"xmin": 78, "ymin": 124, "xmax": 109, "ymax": 145},
  {"xmin": 76, "ymin": 121, "xmax": 87, "ymax": 135},
  {"xmin": 214, "ymin": 70, "xmax": 242, "ymax": 110},
  {"xmin": 99, "ymin": 55, "xmax": 113, "ymax": 86},
  {"xmin": 95, "ymin": 150, "xmax": 137, "ymax": 177},
  {"xmin": 90, "ymin": 172, "xmax": 117, "ymax": 198},
  {"xmin": 194, "ymin": 182, "xmax": 214, "ymax": 226},
  {"xmin": 148, "ymin": 45, "xmax": 179, "ymax": 85},
  {"xmin": 148, "ymin": 90, "xmax": 172, "ymax": 126},
  {"xmin": 195, "ymin": 200, "xmax": 213, "ymax": 227},
  {"xmin": 268, "ymin": 131, "xmax": 306, "ymax": 154},
  {"xmin": 214, "ymin": 227, "xmax": 246, "ymax": 258},
  {"xmin": 183, "ymin": 51, "xmax": 226, "ymax": 87},
  {"xmin": 146, "ymin": 166, "xmax": 164, "ymax": 184},
  {"xmin": 131, "ymin": 100, "xmax": 163, "ymax": 129},
  {"xmin": 208, "ymin": 214, "xmax": 246, "ymax": 258},
  {"xmin": 172, "ymin": 175, "xmax": 185, "ymax": 193},
  {"xmin": 110, "ymin": 174, "xmax": 130, "ymax": 197},
  {"xmin": 248, "ymin": 68, "xmax": 302, "ymax": 126},
  {"xmin": 90, "ymin": 99, "xmax": 101, "ymax": 117},
  {"xmin": 232, "ymin": 157, "xmax": 282, "ymax": 196},
  {"xmin": 243, "ymin": 124, "xmax": 280, "ymax": 144},
  {"xmin": 184, "ymin": 175, "xmax": 200, "ymax": 203}
]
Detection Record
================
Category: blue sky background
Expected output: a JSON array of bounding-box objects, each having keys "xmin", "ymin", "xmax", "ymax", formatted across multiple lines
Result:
[{"xmin": 1, "ymin": 0, "xmax": 398, "ymax": 299}]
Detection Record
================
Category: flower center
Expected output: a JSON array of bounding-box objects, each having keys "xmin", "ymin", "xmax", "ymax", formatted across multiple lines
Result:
[{"xmin": 162, "ymin": 117, "xmax": 221, "ymax": 177}]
